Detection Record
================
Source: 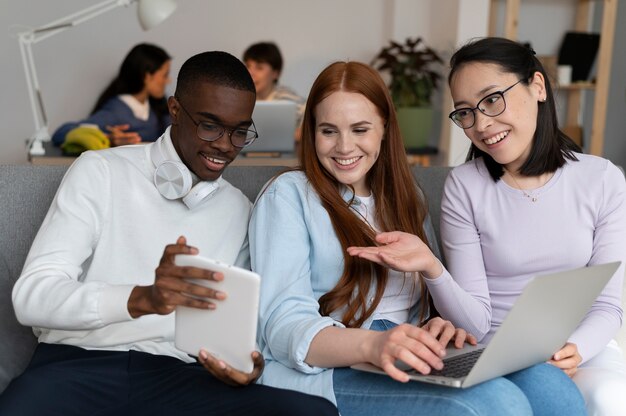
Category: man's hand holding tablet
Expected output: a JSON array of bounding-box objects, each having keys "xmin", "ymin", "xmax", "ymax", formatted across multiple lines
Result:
[{"xmin": 173, "ymin": 250, "xmax": 261, "ymax": 376}]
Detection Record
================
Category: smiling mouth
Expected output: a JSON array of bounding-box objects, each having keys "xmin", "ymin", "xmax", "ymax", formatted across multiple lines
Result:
[
  {"xmin": 334, "ymin": 156, "xmax": 362, "ymax": 166},
  {"xmin": 484, "ymin": 130, "xmax": 509, "ymax": 145},
  {"xmin": 200, "ymin": 152, "xmax": 229, "ymax": 169}
]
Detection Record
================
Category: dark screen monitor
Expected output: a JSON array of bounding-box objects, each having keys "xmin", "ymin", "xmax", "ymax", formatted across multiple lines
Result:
[{"xmin": 557, "ymin": 31, "xmax": 600, "ymax": 82}]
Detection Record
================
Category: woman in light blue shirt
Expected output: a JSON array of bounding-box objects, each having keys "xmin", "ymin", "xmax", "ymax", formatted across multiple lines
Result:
[{"xmin": 249, "ymin": 61, "xmax": 586, "ymax": 416}]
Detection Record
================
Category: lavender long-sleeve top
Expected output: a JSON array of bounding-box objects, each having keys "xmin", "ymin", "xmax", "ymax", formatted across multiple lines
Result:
[{"xmin": 426, "ymin": 153, "xmax": 625, "ymax": 363}]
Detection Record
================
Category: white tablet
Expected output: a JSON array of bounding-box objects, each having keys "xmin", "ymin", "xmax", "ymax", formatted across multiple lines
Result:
[{"xmin": 174, "ymin": 254, "xmax": 260, "ymax": 373}]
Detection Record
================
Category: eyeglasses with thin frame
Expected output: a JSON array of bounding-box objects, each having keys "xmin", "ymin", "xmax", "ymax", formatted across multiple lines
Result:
[
  {"xmin": 448, "ymin": 79, "xmax": 525, "ymax": 129},
  {"xmin": 175, "ymin": 97, "xmax": 258, "ymax": 148}
]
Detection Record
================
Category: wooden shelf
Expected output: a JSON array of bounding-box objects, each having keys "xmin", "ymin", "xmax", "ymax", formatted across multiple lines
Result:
[
  {"xmin": 557, "ymin": 82, "xmax": 596, "ymax": 91},
  {"xmin": 489, "ymin": 0, "xmax": 617, "ymax": 154}
]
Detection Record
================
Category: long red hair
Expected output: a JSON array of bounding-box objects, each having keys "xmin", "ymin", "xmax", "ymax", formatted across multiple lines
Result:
[{"xmin": 300, "ymin": 61, "xmax": 431, "ymax": 327}]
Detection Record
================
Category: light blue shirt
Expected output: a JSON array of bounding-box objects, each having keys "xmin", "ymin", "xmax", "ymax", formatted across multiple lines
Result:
[{"xmin": 249, "ymin": 171, "xmax": 438, "ymax": 404}]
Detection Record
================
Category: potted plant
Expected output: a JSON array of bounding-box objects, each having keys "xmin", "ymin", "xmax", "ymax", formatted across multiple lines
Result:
[{"xmin": 371, "ymin": 37, "xmax": 443, "ymax": 150}]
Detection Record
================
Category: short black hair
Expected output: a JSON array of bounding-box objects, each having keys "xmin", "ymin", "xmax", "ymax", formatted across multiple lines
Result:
[
  {"xmin": 449, "ymin": 37, "xmax": 580, "ymax": 181},
  {"xmin": 242, "ymin": 42, "xmax": 283, "ymax": 73},
  {"xmin": 175, "ymin": 51, "xmax": 255, "ymax": 99}
]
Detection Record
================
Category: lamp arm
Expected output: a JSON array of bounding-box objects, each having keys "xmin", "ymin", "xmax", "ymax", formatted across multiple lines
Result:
[
  {"xmin": 18, "ymin": 0, "xmax": 136, "ymax": 156},
  {"xmin": 18, "ymin": 34, "xmax": 43, "ymax": 133},
  {"xmin": 28, "ymin": 0, "xmax": 134, "ymax": 44}
]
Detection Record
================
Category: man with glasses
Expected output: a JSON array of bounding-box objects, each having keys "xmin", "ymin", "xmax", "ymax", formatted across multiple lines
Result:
[{"xmin": 1, "ymin": 51, "xmax": 338, "ymax": 416}]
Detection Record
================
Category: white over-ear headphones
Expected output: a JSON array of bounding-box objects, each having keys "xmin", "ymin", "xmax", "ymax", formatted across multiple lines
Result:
[{"xmin": 151, "ymin": 137, "xmax": 220, "ymax": 209}]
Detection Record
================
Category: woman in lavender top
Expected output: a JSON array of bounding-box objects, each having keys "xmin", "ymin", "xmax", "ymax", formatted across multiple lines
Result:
[{"xmin": 349, "ymin": 37, "xmax": 626, "ymax": 415}]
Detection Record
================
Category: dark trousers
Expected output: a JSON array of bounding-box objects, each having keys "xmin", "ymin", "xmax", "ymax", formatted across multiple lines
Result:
[{"xmin": 0, "ymin": 343, "xmax": 337, "ymax": 416}]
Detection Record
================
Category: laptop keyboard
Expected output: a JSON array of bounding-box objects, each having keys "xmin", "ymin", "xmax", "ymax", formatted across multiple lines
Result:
[{"xmin": 407, "ymin": 347, "xmax": 486, "ymax": 378}]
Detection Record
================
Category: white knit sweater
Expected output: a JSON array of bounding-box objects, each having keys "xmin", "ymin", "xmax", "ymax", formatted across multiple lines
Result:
[{"xmin": 12, "ymin": 131, "xmax": 251, "ymax": 362}]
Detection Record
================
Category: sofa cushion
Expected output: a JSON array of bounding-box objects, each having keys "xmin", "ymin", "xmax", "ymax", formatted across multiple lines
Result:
[
  {"xmin": 0, "ymin": 165, "xmax": 69, "ymax": 392},
  {"xmin": 411, "ymin": 166, "xmax": 452, "ymax": 258},
  {"xmin": 1, "ymin": 162, "xmax": 623, "ymax": 395},
  {"xmin": 223, "ymin": 165, "xmax": 288, "ymax": 202}
]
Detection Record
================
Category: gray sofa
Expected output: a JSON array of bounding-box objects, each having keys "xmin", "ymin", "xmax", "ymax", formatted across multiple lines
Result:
[{"xmin": 0, "ymin": 164, "xmax": 624, "ymax": 394}]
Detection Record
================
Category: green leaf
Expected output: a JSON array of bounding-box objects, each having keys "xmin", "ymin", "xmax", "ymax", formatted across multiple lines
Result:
[{"xmin": 371, "ymin": 36, "xmax": 443, "ymax": 108}]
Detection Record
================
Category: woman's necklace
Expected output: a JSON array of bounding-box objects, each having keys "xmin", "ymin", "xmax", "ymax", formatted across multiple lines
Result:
[{"xmin": 505, "ymin": 170, "xmax": 539, "ymax": 203}]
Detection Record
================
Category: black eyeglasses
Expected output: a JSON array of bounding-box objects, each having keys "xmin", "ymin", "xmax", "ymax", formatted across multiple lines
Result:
[
  {"xmin": 175, "ymin": 97, "xmax": 258, "ymax": 148},
  {"xmin": 449, "ymin": 79, "xmax": 524, "ymax": 129}
]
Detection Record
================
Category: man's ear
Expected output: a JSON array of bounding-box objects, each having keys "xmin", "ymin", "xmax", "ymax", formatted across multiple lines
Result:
[{"xmin": 168, "ymin": 96, "xmax": 180, "ymax": 124}]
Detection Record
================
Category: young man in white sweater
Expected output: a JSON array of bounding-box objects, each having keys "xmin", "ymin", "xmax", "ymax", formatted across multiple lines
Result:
[{"xmin": 0, "ymin": 51, "xmax": 337, "ymax": 416}]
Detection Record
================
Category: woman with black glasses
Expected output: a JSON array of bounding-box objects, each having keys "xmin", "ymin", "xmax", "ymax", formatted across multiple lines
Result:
[{"xmin": 350, "ymin": 37, "xmax": 626, "ymax": 415}]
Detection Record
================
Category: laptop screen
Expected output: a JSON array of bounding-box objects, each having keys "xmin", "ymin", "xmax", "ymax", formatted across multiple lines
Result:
[{"xmin": 244, "ymin": 100, "xmax": 298, "ymax": 154}]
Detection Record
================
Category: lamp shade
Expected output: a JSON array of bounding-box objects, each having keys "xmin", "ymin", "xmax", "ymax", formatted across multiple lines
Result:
[{"xmin": 137, "ymin": 0, "xmax": 177, "ymax": 30}]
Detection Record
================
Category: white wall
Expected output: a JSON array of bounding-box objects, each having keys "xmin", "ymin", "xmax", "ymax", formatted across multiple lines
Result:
[
  {"xmin": 436, "ymin": 0, "xmax": 491, "ymax": 166},
  {"xmin": 4, "ymin": 1, "xmax": 619, "ymax": 167},
  {"xmin": 0, "ymin": 0, "xmax": 427, "ymax": 164}
]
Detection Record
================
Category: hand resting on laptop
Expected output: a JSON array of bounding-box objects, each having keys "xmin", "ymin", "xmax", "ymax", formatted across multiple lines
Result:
[{"xmin": 345, "ymin": 317, "xmax": 477, "ymax": 383}]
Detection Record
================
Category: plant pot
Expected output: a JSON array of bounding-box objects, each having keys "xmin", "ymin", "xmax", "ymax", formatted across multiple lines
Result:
[{"xmin": 397, "ymin": 106, "xmax": 433, "ymax": 150}]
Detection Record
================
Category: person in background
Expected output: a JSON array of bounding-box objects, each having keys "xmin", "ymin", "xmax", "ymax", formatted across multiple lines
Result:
[
  {"xmin": 350, "ymin": 37, "xmax": 626, "ymax": 416},
  {"xmin": 52, "ymin": 43, "xmax": 172, "ymax": 148},
  {"xmin": 0, "ymin": 50, "xmax": 337, "ymax": 416},
  {"xmin": 249, "ymin": 60, "xmax": 586, "ymax": 416},
  {"xmin": 243, "ymin": 41, "xmax": 305, "ymax": 141}
]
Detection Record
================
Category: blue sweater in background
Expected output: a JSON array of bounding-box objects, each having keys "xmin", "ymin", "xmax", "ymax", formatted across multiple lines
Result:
[{"xmin": 51, "ymin": 97, "xmax": 170, "ymax": 146}]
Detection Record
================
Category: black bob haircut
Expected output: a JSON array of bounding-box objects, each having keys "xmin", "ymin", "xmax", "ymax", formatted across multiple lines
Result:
[{"xmin": 448, "ymin": 37, "xmax": 580, "ymax": 181}]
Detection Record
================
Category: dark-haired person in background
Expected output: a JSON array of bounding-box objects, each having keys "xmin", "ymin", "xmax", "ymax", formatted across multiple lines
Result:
[
  {"xmin": 52, "ymin": 43, "xmax": 172, "ymax": 148},
  {"xmin": 243, "ymin": 41, "xmax": 305, "ymax": 141},
  {"xmin": 0, "ymin": 50, "xmax": 337, "ymax": 416}
]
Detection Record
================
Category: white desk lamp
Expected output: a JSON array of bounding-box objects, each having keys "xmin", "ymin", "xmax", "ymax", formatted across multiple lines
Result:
[{"xmin": 17, "ymin": 0, "xmax": 177, "ymax": 156}]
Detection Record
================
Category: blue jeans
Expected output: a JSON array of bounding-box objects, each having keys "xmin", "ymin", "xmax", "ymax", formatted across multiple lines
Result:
[{"xmin": 332, "ymin": 320, "xmax": 586, "ymax": 416}]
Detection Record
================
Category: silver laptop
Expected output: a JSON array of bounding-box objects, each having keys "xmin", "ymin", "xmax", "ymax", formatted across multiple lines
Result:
[
  {"xmin": 352, "ymin": 261, "xmax": 620, "ymax": 388},
  {"xmin": 244, "ymin": 100, "xmax": 298, "ymax": 154}
]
